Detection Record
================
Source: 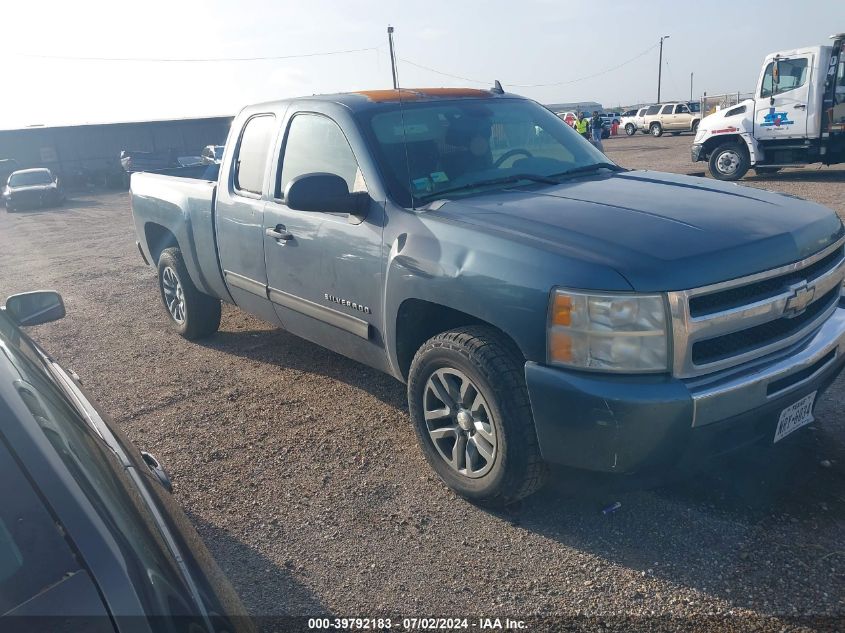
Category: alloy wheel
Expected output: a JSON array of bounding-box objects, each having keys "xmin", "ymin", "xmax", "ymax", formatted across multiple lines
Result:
[
  {"xmin": 423, "ymin": 368, "xmax": 497, "ymax": 478},
  {"xmin": 161, "ymin": 267, "xmax": 186, "ymax": 324}
]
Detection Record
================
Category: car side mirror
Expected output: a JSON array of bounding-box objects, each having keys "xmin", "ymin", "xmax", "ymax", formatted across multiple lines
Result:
[
  {"xmin": 284, "ymin": 173, "xmax": 368, "ymax": 223},
  {"xmin": 4, "ymin": 291, "xmax": 65, "ymax": 326}
]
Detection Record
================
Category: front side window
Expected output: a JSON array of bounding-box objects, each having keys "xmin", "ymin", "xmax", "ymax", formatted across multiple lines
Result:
[
  {"xmin": 674, "ymin": 104, "xmax": 690, "ymax": 114},
  {"xmin": 761, "ymin": 58, "xmax": 809, "ymax": 98},
  {"xmin": 234, "ymin": 115, "xmax": 275, "ymax": 195},
  {"xmin": 360, "ymin": 98, "xmax": 609, "ymax": 207},
  {"xmin": 278, "ymin": 114, "xmax": 365, "ymax": 198}
]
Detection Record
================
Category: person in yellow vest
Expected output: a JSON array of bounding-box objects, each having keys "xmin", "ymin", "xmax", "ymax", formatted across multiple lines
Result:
[{"xmin": 573, "ymin": 112, "xmax": 590, "ymax": 138}]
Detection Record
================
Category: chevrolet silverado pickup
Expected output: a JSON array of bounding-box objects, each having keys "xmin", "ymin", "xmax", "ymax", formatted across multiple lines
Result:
[{"xmin": 131, "ymin": 87, "xmax": 845, "ymax": 505}]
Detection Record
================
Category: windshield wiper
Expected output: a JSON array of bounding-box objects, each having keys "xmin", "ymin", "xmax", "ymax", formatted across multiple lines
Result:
[
  {"xmin": 418, "ymin": 173, "xmax": 560, "ymax": 201},
  {"xmin": 548, "ymin": 162, "xmax": 625, "ymax": 178}
]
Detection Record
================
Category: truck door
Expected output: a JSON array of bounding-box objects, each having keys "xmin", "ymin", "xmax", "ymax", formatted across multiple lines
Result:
[
  {"xmin": 262, "ymin": 110, "xmax": 386, "ymax": 369},
  {"xmin": 755, "ymin": 54, "xmax": 813, "ymax": 140},
  {"xmin": 214, "ymin": 113, "xmax": 282, "ymax": 326}
]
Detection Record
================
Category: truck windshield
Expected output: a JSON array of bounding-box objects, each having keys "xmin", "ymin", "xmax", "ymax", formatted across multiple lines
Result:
[
  {"xmin": 360, "ymin": 98, "xmax": 610, "ymax": 206},
  {"xmin": 9, "ymin": 171, "xmax": 52, "ymax": 186}
]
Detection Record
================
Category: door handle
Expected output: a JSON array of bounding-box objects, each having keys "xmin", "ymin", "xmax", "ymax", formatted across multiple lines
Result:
[
  {"xmin": 265, "ymin": 225, "xmax": 293, "ymax": 241},
  {"xmin": 794, "ymin": 104, "xmax": 806, "ymax": 109}
]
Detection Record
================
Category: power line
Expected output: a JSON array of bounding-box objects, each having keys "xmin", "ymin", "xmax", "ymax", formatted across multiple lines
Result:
[
  {"xmin": 398, "ymin": 42, "xmax": 660, "ymax": 89},
  {"xmin": 15, "ymin": 46, "xmax": 379, "ymax": 63}
]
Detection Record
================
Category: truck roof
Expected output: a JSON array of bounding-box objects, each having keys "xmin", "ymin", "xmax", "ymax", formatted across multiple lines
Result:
[{"xmin": 249, "ymin": 87, "xmax": 519, "ymax": 113}]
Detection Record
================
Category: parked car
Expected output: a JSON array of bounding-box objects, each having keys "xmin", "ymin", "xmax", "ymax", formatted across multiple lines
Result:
[
  {"xmin": 0, "ymin": 290, "xmax": 253, "ymax": 632},
  {"xmin": 553, "ymin": 110, "xmax": 577, "ymax": 126},
  {"xmin": 120, "ymin": 149, "xmax": 179, "ymax": 173},
  {"xmin": 3, "ymin": 168, "xmax": 65, "ymax": 211},
  {"xmin": 642, "ymin": 102, "xmax": 701, "ymax": 137},
  {"xmin": 620, "ymin": 107, "xmax": 649, "ymax": 135},
  {"xmin": 600, "ymin": 112, "xmax": 621, "ymax": 126},
  {"xmin": 201, "ymin": 145, "xmax": 226, "ymax": 165},
  {"xmin": 131, "ymin": 87, "xmax": 845, "ymax": 506}
]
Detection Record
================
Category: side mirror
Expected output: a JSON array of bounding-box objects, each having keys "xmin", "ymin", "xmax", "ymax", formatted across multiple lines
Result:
[
  {"xmin": 4, "ymin": 291, "xmax": 65, "ymax": 326},
  {"xmin": 284, "ymin": 173, "xmax": 368, "ymax": 222}
]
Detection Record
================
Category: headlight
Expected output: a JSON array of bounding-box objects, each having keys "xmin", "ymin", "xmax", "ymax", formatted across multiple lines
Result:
[{"xmin": 547, "ymin": 288, "xmax": 669, "ymax": 372}]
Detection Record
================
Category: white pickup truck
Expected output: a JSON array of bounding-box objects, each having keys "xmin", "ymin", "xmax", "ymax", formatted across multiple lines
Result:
[{"xmin": 693, "ymin": 33, "xmax": 845, "ymax": 180}]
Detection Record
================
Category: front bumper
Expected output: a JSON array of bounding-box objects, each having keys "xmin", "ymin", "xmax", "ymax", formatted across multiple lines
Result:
[
  {"xmin": 525, "ymin": 306, "xmax": 845, "ymax": 473},
  {"xmin": 691, "ymin": 143, "xmax": 704, "ymax": 162}
]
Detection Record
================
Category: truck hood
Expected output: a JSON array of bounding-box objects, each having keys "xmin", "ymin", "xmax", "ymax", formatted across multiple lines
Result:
[
  {"xmin": 428, "ymin": 170, "xmax": 843, "ymax": 291},
  {"xmin": 696, "ymin": 99, "xmax": 755, "ymax": 137}
]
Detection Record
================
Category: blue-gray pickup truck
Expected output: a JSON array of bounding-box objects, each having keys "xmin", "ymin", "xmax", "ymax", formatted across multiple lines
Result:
[{"xmin": 131, "ymin": 87, "xmax": 845, "ymax": 505}]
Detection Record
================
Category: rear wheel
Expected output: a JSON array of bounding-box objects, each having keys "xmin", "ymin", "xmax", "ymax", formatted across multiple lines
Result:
[
  {"xmin": 650, "ymin": 123, "xmax": 663, "ymax": 137},
  {"xmin": 625, "ymin": 123, "xmax": 636, "ymax": 136},
  {"xmin": 408, "ymin": 326, "xmax": 546, "ymax": 506},
  {"xmin": 157, "ymin": 247, "xmax": 221, "ymax": 339},
  {"xmin": 708, "ymin": 143, "xmax": 750, "ymax": 181}
]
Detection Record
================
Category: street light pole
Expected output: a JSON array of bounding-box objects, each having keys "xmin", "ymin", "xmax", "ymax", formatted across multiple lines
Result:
[
  {"xmin": 657, "ymin": 35, "xmax": 670, "ymax": 102},
  {"xmin": 387, "ymin": 26, "xmax": 398, "ymax": 90},
  {"xmin": 690, "ymin": 72, "xmax": 694, "ymax": 101}
]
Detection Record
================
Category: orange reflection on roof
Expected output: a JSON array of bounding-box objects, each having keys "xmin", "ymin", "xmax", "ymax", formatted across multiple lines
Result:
[{"xmin": 355, "ymin": 88, "xmax": 492, "ymax": 102}]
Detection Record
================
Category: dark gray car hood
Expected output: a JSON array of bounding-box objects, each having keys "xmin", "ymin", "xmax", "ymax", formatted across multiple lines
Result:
[{"xmin": 429, "ymin": 170, "xmax": 843, "ymax": 291}]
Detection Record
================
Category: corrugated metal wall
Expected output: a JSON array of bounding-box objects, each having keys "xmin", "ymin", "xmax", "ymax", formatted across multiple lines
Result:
[{"xmin": 0, "ymin": 117, "xmax": 232, "ymax": 182}]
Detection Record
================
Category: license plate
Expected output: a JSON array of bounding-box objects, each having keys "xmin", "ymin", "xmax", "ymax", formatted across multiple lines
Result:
[{"xmin": 773, "ymin": 391, "xmax": 816, "ymax": 443}]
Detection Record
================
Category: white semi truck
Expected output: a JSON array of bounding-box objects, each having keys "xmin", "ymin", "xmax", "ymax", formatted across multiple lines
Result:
[{"xmin": 692, "ymin": 33, "xmax": 845, "ymax": 180}]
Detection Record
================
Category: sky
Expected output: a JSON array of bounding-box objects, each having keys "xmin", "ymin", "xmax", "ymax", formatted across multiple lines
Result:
[{"xmin": 1, "ymin": 0, "xmax": 843, "ymax": 129}]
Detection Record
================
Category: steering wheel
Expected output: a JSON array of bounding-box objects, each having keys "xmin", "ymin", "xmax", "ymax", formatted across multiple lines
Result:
[{"xmin": 493, "ymin": 148, "xmax": 533, "ymax": 168}]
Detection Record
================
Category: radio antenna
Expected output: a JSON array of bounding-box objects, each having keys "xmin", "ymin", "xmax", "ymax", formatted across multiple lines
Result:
[{"xmin": 388, "ymin": 26, "xmax": 415, "ymax": 210}]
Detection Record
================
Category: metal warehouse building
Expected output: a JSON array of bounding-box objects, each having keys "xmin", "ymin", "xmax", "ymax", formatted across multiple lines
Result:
[{"xmin": 0, "ymin": 116, "xmax": 232, "ymax": 187}]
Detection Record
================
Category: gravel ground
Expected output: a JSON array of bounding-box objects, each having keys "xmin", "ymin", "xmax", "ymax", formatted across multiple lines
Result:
[{"xmin": 1, "ymin": 134, "xmax": 844, "ymax": 631}]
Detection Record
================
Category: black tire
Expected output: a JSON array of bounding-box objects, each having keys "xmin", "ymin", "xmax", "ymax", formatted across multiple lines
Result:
[
  {"xmin": 625, "ymin": 123, "xmax": 636, "ymax": 136},
  {"xmin": 640, "ymin": 129, "xmax": 649, "ymax": 135},
  {"xmin": 408, "ymin": 326, "xmax": 547, "ymax": 506},
  {"xmin": 708, "ymin": 143, "xmax": 750, "ymax": 181},
  {"xmin": 691, "ymin": 120, "xmax": 700, "ymax": 134},
  {"xmin": 601, "ymin": 128, "xmax": 610, "ymax": 139},
  {"xmin": 650, "ymin": 123, "xmax": 663, "ymax": 137},
  {"xmin": 157, "ymin": 247, "xmax": 221, "ymax": 339}
]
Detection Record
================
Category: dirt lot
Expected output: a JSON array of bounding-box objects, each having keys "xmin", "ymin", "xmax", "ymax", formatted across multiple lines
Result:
[{"xmin": 1, "ymin": 134, "xmax": 844, "ymax": 631}]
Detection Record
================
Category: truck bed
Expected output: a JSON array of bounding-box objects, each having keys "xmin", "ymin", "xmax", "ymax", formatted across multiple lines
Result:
[{"xmin": 130, "ymin": 171, "xmax": 231, "ymax": 303}]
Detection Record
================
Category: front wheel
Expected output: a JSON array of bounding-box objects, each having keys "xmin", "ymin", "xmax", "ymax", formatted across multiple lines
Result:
[
  {"xmin": 708, "ymin": 143, "xmax": 750, "ymax": 181},
  {"xmin": 625, "ymin": 123, "xmax": 636, "ymax": 136},
  {"xmin": 650, "ymin": 123, "xmax": 663, "ymax": 137},
  {"xmin": 408, "ymin": 326, "xmax": 547, "ymax": 506},
  {"xmin": 157, "ymin": 248, "xmax": 221, "ymax": 339}
]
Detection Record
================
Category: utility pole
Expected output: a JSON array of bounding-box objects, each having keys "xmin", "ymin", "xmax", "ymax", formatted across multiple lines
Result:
[
  {"xmin": 657, "ymin": 35, "xmax": 670, "ymax": 102},
  {"xmin": 387, "ymin": 26, "xmax": 398, "ymax": 90},
  {"xmin": 690, "ymin": 72, "xmax": 694, "ymax": 101}
]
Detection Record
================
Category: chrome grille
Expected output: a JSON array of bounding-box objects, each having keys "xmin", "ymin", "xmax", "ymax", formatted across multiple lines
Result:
[{"xmin": 668, "ymin": 239, "xmax": 845, "ymax": 378}]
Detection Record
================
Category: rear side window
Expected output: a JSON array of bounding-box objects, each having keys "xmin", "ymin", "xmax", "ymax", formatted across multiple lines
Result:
[
  {"xmin": 674, "ymin": 104, "xmax": 690, "ymax": 114},
  {"xmin": 0, "ymin": 440, "xmax": 80, "ymax": 614},
  {"xmin": 646, "ymin": 105, "xmax": 661, "ymax": 115},
  {"xmin": 278, "ymin": 113, "xmax": 366, "ymax": 198},
  {"xmin": 234, "ymin": 115, "xmax": 275, "ymax": 195},
  {"xmin": 661, "ymin": 105, "xmax": 674, "ymax": 114}
]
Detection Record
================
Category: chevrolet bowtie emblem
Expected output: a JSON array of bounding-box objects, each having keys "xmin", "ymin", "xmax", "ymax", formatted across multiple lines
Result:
[{"xmin": 784, "ymin": 283, "xmax": 815, "ymax": 317}]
